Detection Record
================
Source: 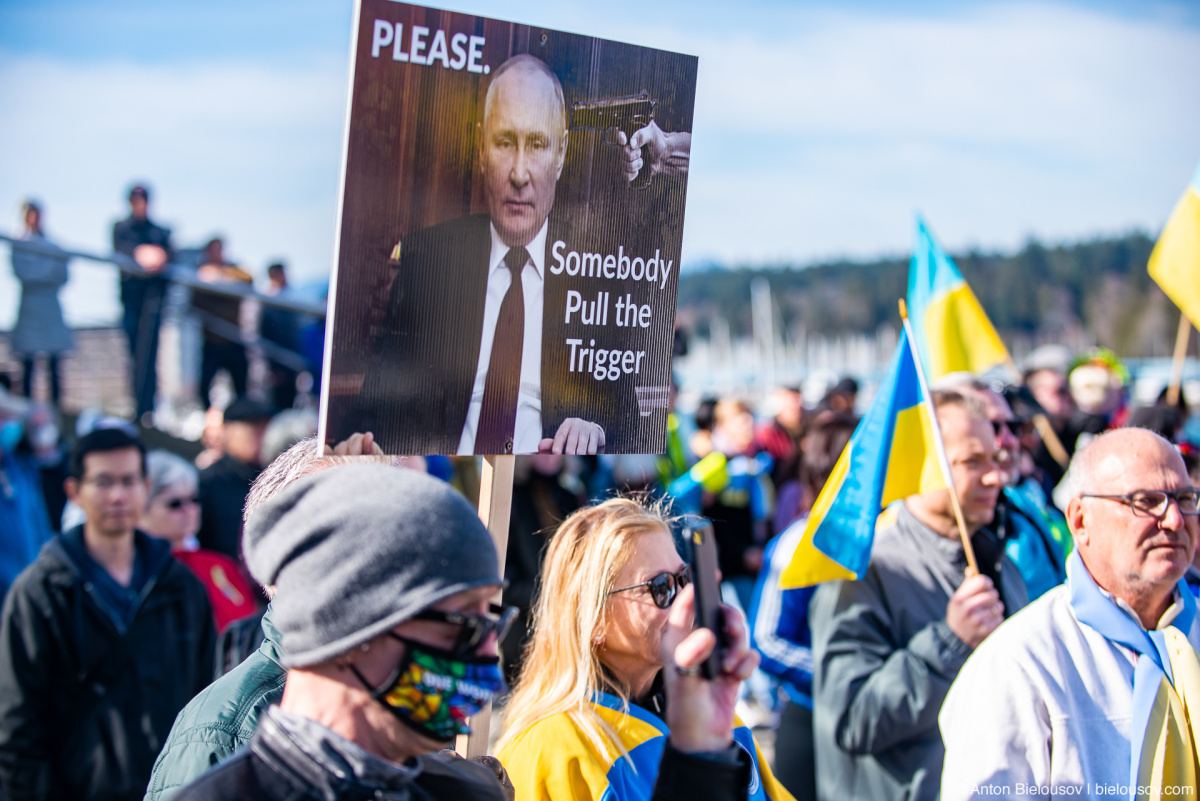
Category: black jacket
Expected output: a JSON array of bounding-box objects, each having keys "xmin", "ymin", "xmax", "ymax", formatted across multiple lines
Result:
[
  {"xmin": 173, "ymin": 705, "xmax": 749, "ymax": 801},
  {"xmin": 111, "ymin": 215, "xmax": 172, "ymax": 303},
  {"xmin": 334, "ymin": 214, "xmax": 668, "ymax": 455},
  {"xmin": 197, "ymin": 453, "xmax": 260, "ymax": 561},
  {"xmin": 172, "ymin": 707, "xmax": 509, "ymax": 801},
  {"xmin": 0, "ymin": 529, "xmax": 216, "ymax": 801}
]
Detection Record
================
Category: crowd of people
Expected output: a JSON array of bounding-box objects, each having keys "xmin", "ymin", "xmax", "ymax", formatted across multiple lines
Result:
[
  {"xmin": 7, "ymin": 185, "xmax": 323, "ymax": 421},
  {"xmin": 4, "ymin": 207, "xmax": 1200, "ymax": 800}
]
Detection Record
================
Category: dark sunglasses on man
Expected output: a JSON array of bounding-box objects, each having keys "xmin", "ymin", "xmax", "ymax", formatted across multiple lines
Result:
[
  {"xmin": 608, "ymin": 565, "xmax": 692, "ymax": 610},
  {"xmin": 991, "ymin": 417, "xmax": 1028, "ymax": 437},
  {"xmin": 410, "ymin": 603, "xmax": 519, "ymax": 660}
]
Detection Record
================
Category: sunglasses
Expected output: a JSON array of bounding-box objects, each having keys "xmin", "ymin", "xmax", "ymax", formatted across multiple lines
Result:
[
  {"xmin": 164, "ymin": 495, "xmax": 200, "ymax": 510},
  {"xmin": 990, "ymin": 418, "xmax": 1027, "ymax": 437},
  {"xmin": 608, "ymin": 565, "xmax": 691, "ymax": 609},
  {"xmin": 411, "ymin": 603, "xmax": 519, "ymax": 660}
]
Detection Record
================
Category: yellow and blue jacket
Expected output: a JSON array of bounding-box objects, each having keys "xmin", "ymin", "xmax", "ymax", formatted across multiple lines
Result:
[{"xmin": 497, "ymin": 690, "xmax": 793, "ymax": 801}]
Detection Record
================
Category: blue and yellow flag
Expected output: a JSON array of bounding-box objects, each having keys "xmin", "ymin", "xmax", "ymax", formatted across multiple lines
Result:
[
  {"xmin": 1149, "ymin": 161, "xmax": 1200, "ymax": 328},
  {"xmin": 907, "ymin": 217, "xmax": 1009, "ymax": 381},
  {"xmin": 780, "ymin": 328, "xmax": 943, "ymax": 588}
]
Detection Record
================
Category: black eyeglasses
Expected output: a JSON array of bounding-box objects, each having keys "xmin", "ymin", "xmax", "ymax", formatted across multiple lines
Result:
[
  {"xmin": 164, "ymin": 495, "xmax": 199, "ymax": 510},
  {"xmin": 1080, "ymin": 489, "xmax": 1200, "ymax": 519},
  {"xmin": 608, "ymin": 566, "xmax": 691, "ymax": 609},
  {"xmin": 411, "ymin": 603, "xmax": 518, "ymax": 659}
]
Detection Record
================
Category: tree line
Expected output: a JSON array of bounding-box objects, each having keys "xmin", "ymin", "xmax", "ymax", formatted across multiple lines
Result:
[{"xmin": 677, "ymin": 232, "xmax": 1183, "ymax": 357}]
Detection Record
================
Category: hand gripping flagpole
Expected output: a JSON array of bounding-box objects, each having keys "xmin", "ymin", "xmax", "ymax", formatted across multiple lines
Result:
[{"xmin": 899, "ymin": 300, "xmax": 980, "ymax": 576}]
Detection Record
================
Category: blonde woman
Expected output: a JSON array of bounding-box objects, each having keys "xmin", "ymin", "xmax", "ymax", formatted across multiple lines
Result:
[{"xmin": 496, "ymin": 498, "xmax": 793, "ymax": 801}]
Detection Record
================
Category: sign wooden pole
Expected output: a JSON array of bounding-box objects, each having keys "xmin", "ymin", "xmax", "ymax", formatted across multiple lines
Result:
[
  {"xmin": 457, "ymin": 454, "xmax": 515, "ymax": 758},
  {"xmin": 1167, "ymin": 314, "xmax": 1192, "ymax": 408}
]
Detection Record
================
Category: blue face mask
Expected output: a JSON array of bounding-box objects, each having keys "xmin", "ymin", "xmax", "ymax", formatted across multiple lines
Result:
[{"xmin": 0, "ymin": 420, "xmax": 24, "ymax": 455}]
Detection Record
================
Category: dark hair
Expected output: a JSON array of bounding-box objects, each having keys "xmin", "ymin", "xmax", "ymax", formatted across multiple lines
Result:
[
  {"xmin": 69, "ymin": 428, "xmax": 147, "ymax": 480},
  {"xmin": 832, "ymin": 377, "xmax": 858, "ymax": 396},
  {"xmin": 1155, "ymin": 386, "xmax": 1189, "ymax": 416},
  {"xmin": 693, "ymin": 397, "xmax": 718, "ymax": 432},
  {"xmin": 799, "ymin": 412, "xmax": 858, "ymax": 499},
  {"xmin": 1128, "ymin": 405, "xmax": 1184, "ymax": 442}
]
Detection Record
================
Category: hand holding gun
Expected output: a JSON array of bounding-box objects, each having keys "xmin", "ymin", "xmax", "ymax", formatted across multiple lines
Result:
[{"xmin": 570, "ymin": 90, "xmax": 658, "ymax": 189}]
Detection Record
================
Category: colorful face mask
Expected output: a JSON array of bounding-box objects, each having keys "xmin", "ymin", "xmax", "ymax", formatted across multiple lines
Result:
[{"xmin": 352, "ymin": 636, "xmax": 506, "ymax": 742}]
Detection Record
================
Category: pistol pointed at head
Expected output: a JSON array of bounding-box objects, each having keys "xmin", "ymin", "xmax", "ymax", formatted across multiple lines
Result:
[{"xmin": 479, "ymin": 54, "xmax": 568, "ymax": 248}]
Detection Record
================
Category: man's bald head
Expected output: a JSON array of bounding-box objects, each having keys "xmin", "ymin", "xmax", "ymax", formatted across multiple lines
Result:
[
  {"xmin": 1065, "ymin": 427, "xmax": 1197, "ymax": 626},
  {"xmin": 1063, "ymin": 427, "xmax": 1187, "ymax": 501},
  {"xmin": 483, "ymin": 54, "xmax": 566, "ymax": 133}
]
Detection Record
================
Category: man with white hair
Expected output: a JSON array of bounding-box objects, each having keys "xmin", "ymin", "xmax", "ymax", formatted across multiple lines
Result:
[
  {"xmin": 941, "ymin": 427, "xmax": 1200, "ymax": 798},
  {"xmin": 144, "ymin": 437, "xmax": 403, "ymax": 801}
]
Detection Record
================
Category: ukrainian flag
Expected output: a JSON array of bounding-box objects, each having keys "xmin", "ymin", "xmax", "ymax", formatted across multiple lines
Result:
[
  {"xmin": 780, "ymin": 328, "xmax": 943, "ymax": 588},
  {"xmin": 1149, "ymin": 161, "xmax": 1200, "ymax": 328},
  {"xmin": 907, "ymin": 217, "xmax": 1009, "ymax": 381}
]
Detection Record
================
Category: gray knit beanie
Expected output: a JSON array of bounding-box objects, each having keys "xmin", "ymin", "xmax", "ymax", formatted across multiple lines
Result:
[{"xmin": 243, "ymin": 464, "xmax": 501, "ymax": 668}]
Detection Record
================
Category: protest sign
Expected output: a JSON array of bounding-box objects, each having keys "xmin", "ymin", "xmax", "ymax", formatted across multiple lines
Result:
[{"xmin": 318, "ymin": 0, "xmax": 698, "ymax": 455}]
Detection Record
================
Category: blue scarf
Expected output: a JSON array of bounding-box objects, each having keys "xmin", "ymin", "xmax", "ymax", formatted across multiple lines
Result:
[{"xmin": 1067, "ymin": 549, "xmax": 1197, "ymax": 792}]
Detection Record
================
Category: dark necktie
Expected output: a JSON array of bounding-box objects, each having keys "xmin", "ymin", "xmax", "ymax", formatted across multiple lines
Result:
[{"xmin": 476, "ymin": 246, "xmax": 529, "ymax": 454}]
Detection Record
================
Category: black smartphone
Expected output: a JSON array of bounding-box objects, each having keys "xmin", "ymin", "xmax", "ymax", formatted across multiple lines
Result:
[{"xmin": 686, "ymin": 520, "xmax": 727, "ymax": 680}]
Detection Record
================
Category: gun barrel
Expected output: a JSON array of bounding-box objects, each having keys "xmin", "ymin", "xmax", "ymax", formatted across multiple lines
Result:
[{"xmin": 570, "ymin": 89, "xmax": 652, "ymax": 113}]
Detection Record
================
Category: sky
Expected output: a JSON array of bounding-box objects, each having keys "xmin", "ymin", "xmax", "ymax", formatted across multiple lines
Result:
[{"xmin": 1, "ymin": 0, "xmax": 1198, "ymax": 326}]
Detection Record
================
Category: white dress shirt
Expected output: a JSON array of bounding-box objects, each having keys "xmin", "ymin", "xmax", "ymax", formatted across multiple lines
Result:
[{"xmin": 457, "ymin": 221, "xmax": 546, "ymax": 455}]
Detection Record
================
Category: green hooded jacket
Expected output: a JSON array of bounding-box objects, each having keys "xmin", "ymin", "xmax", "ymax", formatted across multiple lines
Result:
[{"xmin": 143, "ymin": 606, "xmax": 285, "ymax": 801}]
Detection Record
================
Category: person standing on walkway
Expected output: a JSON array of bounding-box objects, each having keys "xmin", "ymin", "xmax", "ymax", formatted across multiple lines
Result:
[
  {"xmin": 112, "ymin": 184, "xmax": 172, "ymax": 423},
  {"xmin": 10, "ymin": 200, "xmax": 71, "ymax": 404}
]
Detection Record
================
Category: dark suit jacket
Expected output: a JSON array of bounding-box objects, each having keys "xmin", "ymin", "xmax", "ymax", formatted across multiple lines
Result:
[{"xmin": 341, "ymin": 214, "xmax": 668, "ymax": 455}]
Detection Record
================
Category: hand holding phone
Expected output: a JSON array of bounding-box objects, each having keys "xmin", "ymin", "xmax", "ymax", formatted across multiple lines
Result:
[
  {"xmin": 686, "ymin": 520, "xmax": 728, "ymax": 680},
  {"xmin": 659, "ymin": 580, "xmax": 761, "ymax": 753}
]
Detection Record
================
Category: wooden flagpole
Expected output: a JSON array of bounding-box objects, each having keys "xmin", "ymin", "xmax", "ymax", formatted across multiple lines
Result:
[
  {"xmin": 1167, "ymin": 313, "xmax": 1192, "ymax": 408},
  {"xmin": 458, "ymin": 453, "xmax": 515, "ymax": 758},
  {"xmin": 899, "ymin": 300, "xmax": 980, "ymax": 576}
]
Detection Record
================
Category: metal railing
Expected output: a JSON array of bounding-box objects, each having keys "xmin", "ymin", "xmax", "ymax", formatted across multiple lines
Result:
[{"xmin": 1, "ymin": 231, "xmax": 325, "ymax": 374}]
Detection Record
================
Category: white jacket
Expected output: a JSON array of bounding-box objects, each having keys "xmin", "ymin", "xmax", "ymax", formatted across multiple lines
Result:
[{"xmin": 939, "ymin": 583, "xmax": 1200, "ymax": 799}]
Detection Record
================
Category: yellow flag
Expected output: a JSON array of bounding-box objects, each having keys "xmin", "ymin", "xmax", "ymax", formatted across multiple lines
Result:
[{"xmin": 1149, "ymin": 162, "xmax": 1200, "ymax": 328}]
